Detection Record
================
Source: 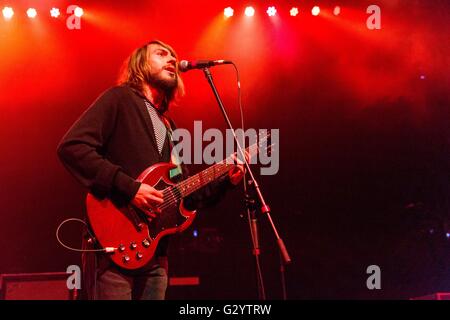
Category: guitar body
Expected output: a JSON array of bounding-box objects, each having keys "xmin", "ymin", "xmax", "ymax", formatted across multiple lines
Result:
[{"xmin": 86, "ymin": 162, "xmax": 196, "ymax": 270}]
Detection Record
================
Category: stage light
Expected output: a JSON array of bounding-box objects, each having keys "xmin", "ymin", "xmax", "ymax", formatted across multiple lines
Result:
[
  {"xmin": 312, "ymin": 6, "xmax": 320, "ymax": 16},
  {"xmin": 245, "ymin": 6, "xmax": 255, "ymax": 17},
  {"xmin": 224, "ymin": 7, "xmax": 234, "ymax": 18},
  {"xmin": 290, "ymin": 7, "xmax": 299, "ymax": 17},
  {"xmin": 333, "ymin": 6, "xmax": 341, "ymax": 16},
  {"xmin": 74, "ymin": 6, "xmax": 84, "ymax": 17},
  {"xmin": 267, "ymin": 6, "xmax": 277, "ymax": 17},
  {"xmin": 2, "ymin": 6, "xmax": 14, "ymax": 19},
  {"xmin": 50, "ymin": 8, "xmax": 60, "ymax": 18},
  {"xmin": 27, "ymin": 8, "xmax": 37, "ymax": 19}
]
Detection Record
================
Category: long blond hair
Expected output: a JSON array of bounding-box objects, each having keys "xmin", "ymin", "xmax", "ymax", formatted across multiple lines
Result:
[{"xmin": 118, "ymin": 40, "xmax": 185, "ymax": 112}]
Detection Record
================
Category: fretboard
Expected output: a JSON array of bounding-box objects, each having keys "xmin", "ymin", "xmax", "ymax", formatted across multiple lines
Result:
[
  {"xmin": 176, "ymin": 160, "xmax": 234, "ymax": 197},
  {"xmin": 172, "ymin": 131, "xmax": 269, "ymax": 198}
]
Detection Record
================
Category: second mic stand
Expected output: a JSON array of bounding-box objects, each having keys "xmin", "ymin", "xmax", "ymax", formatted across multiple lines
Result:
[{"xmin": 202, "ymin": 67, "xmax": 292, "ymax": 299}]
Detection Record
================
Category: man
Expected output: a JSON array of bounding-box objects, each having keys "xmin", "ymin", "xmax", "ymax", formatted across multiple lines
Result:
[{"xmin": 57, "ymin": 40, "xmax": 245, "ymax": 300}]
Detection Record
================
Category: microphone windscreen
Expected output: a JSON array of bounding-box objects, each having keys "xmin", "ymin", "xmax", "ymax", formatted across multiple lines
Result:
[{"xmin": 179, "ymin": 60, "xmax": 190, "ymax": 72}]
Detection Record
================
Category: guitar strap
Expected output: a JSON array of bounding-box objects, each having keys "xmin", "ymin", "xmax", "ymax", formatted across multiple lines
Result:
[{"xmin": 160, "ymin": 115, "xmax": 183, "ymax": 179}]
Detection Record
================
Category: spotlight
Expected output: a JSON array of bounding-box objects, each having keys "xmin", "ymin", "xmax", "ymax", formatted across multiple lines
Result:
[
  {"xmin": 333, "ymin": 6, "xmax": 341, "ymax": 16},
  {"xmin": 2, "ymin": 6, "xmax": 14, "ymax": 19},
  {"xmin": 50, "ymin": 8, "xmax": 60, "ymax": 18},
  {"xmin": 224, "ymin": 7, "xmax": 234, "ymax": 18},
  {"xmin": 267, "ymin": 6, "xmax": 277, "ymax": 17},
  {"xmin": 312, "ymin": 6, "xmax": 320, "ymax": 16},
  {"xmin": 245, "ymin": 6, "xmax": 255, "ymax": 17},
  {"xmin": 290, "ymin": 7, "xmax": 299, "ymax": 17},
  {"xmin": 27, "ymin": 8, "xmax": 37, "ymax": 19},
  {"xmin": 74, "ymin": 7, "xmax": 83, "ymax": 18}
]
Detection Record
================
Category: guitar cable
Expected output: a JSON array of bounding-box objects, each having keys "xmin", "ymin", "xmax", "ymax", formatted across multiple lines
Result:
[{"xmin": 56, "ymin": 218, "xmax": 116, "ymax": 253}]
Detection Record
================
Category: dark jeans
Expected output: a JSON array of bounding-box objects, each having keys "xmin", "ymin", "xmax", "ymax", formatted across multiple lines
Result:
[{"xmin": 95, "ymin": 264, "xmax": 168, "ymax": 300}]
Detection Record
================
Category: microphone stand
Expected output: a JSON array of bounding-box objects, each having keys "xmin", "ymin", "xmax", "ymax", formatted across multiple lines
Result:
[
  {"xmin": 202, "ymin": 67, "xmax": 291, "ymax": 299},
  {"xmin": 244, "ymin": 172, "xmax": 266, "ymax": 300}
]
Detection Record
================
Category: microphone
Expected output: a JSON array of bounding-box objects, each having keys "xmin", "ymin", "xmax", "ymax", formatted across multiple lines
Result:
[{"xmin": 179, "ymin": 59, "xmax": 232, "ymax": 72}]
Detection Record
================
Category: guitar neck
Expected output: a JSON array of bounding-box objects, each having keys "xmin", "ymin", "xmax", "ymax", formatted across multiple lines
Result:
[
  {"xmin": 176, "ymin": 159, "xmax": 234, "ymax": 198},
  {"xmin": 174, "ymin": 132, "xmax": 269, "ymax": 198}
]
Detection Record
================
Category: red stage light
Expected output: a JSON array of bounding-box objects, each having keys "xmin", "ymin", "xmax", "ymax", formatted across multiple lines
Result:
[
  {"xmin": 2, "ymin": 6, "xmax": 14, "ymax": 19},
  {"xmin": 74, "ymin": 7, "xmax": 84, "ymax": 18},
  {"xmin": 224, "ymin": 7, "xmax": 234, "ymax": 18},
  {"xmin": 267, "ymin": 6, "xmax": 277, "ymax": 17},
  {"xmin": 245, "ymin": 6, "xmax": 255, "ymax": 17},
  {"xmin": 50, "ymin": 8, "xmax": 60, "ymax": 18},
  {"xmin": 27, "ymin": 8, "xmax": 37, "ymax": 19},
  {"xmin": 290, "ymin": 7, "xmax": 299, "ymax": 17},
  {"xmin": 333, "ymin": 6, "xmax": 341, "ymax": 16},
  {"xmin": 312, "ymin": 6, "xmax": 320, "ymax": 16}
]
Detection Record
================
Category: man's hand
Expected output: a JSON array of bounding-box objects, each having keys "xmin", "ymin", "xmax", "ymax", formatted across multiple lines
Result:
[
  {"xmin": 228, "ymin": 151, "xmax": 249, "ymax": 186},
  {"xmin": 131, "ymin": 183, "xmax": 164, "ymax": 218}
]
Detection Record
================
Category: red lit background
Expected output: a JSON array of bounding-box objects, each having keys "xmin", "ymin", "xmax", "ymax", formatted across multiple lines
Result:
[{"xmin": 0, "ymin": 0, "xmax": 449, "ymax": 299}]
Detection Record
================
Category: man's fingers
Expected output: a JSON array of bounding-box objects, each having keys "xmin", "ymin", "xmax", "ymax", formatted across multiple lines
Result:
[
  {"xmin": 146, "ymin": 210, "xmax": 157, "ymax": 218},
  {"xmin": 151, "ymin": 189, "xmax": 164, "ymax": 198},
  {"xmin": 147, "ymin": 194, "xmax": 164, "ymax": 204},
  {"xmin": 231, "ymin": 151, "xmax": 250, "ymax": 165},
  {"xmin": 141, "ymin": 183, "xmax": 164, "ymax": 198},
  {"xmin": 142, "ymin": 200, "xmax": 158, "ymax": 218},
  {"xmin": 232, "ymin": 164, "xmax": 244, "ymax": 174}
]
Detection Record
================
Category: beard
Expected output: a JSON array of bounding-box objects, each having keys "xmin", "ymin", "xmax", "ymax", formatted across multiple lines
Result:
[{"xmin": 145, "ymin": 69, "xmax": 178, "ymax": 92}]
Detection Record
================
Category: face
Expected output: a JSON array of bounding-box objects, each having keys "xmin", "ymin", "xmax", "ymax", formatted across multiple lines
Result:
[{"xmin": 145, "ymin": 43, "xmax": 178, "ymax": 90}]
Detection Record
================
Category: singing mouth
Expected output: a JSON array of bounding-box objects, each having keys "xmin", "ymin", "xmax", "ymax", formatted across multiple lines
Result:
[{"xmin": 164, "ymin": 65, "xmax": 176, "ymax": 74}]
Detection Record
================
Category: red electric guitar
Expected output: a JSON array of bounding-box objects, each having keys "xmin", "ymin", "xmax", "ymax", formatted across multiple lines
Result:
[{"xmin": 86, "ymin": 133, "xmax": 271, "ymax": 270}]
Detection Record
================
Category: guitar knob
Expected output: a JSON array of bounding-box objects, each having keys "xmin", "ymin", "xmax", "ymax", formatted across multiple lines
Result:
[
  {"xmin": 122, "ymin": 255, "xmax": 130, "ymax": 263},
  {"xmin": 130, "ymin": 242, "xmax": 137, "ymax": 250},
  {"xmin": 118, "ymin": 244, "xmax": 125, "ymax": 252},
  {"xmin": 137, "ymin": 223, "xmax": 145, "ymax": 231},
  {"xmin": 136, "ymin": 252, "xmax": 143, "ymax": 260},
  {"xmin": 142, "ymin": 239, "xmax": 150, "ymax": 248}
]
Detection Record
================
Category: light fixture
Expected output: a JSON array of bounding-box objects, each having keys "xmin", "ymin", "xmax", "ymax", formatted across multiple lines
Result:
[
  {"xmin": 290, "ymin": 7, "xmax": 299, "ymax": 17},
  {"xmin": 224, "ymin": 7, "xmax": 234, "ymax": 18},
  {"xmin": 312, "ymin": 6, "xmax": 320, "ymax": 16},
  {"xmin": 267, "ymin": 6, "xmax": 277, "ymax": 17},
  {"xmin": 245, "ymin": 6, "xmax": 255, "ymax": 17},
  {"xmin": 74, "ymin": 7, "xmax": 84, "ymax": 18},
  {"xmin": 50, "ymin": 8, "xmax": 60, "ymax": 18},
  {"xmin": 27, "ymin": 8, "xmax": 37, "ymax": 19}
]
